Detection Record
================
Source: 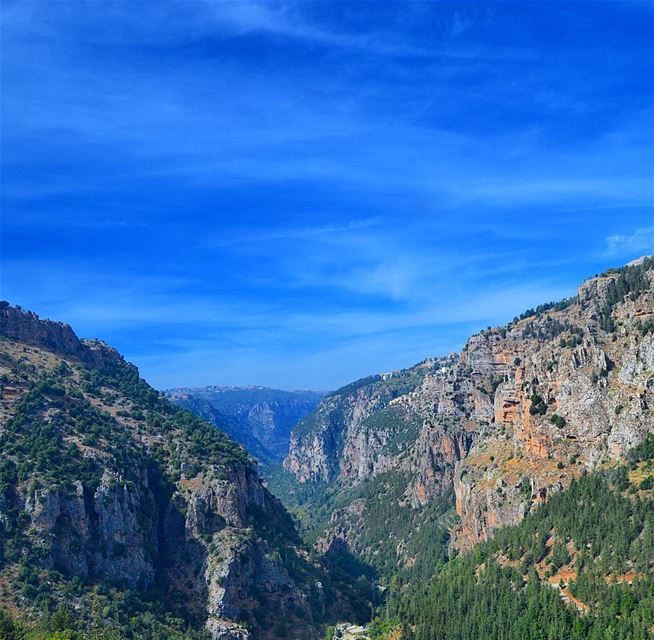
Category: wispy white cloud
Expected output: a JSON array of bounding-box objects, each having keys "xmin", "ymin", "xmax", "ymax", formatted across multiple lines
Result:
[
  {"xmin": 2, "ymin": 252, "xmax": 572, "ymax": 337},
  {"xmin": 185, "ymin": 1, "xmax": 527, "ymax": 61},
  {"xmin": 208, "ymin": 218, "xmax": 381, "ymax": 247},
  {"xmin": 124, "ymin": 277, "xmax": 574, "ymax": 390},
  {"xmin": 604, "ymin": 226, "xmax": 654, "ymax": 257},
  {"xmin": 3, "ymin": 0, "xmax": 652, "ymax": 213},
  {"xmin": 2, "ymin": 0, "xmax": 653, "ymax": 389}
]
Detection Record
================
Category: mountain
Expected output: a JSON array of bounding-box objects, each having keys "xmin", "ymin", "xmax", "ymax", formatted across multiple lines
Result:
[
  {"xmin": 166, "ymin": 386, "xmax": 324, "ymax": 466},
  {"xmin": 278, "ymin": 257, "xmax": 654, "ymax": 586},
  {"xmin": 0, "ymin": 303, "xmax": 360, "ymax": 640},
  {"xmin": 2, "ymin": 256, "xmax": 652, "ymax": 640},
  {"xmin": 388, "ymin": 437, "xmax": 654, "ymax": 639}
]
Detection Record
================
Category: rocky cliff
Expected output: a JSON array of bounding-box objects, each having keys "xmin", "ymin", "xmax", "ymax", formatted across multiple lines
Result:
[
  {"xmin": 0, "ymin": 304, "xmax": 346, "ymax": 639},
  {"xmin": 167, "ymin": 386, "xmax": 324, "ymax": 466},
  {"xmin": 284, "ymin": 357, "xmax": 458, "ymax": 485},
  {"xmin": 452, "ymin": 258, "xmax": 654, "ymax": 550},
  {"xmin": 282, "ymin": 257, "xmax": 654, "ymax": 572}
]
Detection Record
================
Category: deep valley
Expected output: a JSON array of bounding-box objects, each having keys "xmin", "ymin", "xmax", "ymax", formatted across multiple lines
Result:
[{"xmin": 1, "ymin": 257, "xmax": 653, "ymax": 639}]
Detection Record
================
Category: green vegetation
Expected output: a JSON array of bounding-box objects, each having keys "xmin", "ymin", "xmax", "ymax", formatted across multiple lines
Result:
[
  {"xmin": 0, "ymin": 342, "xmax": 320, "ymax": 638},
  {"xmin": 370, "ymin": 406, "xmax": 423, "ymax": 456},
  {"xmin": 629, "ymin": 434, "xmax": 654, "ymax": 464},
  {"xmin": 292, "ymin": 360, "xmax": 440, "ymax": 449},
  {"xmin": 339, "ymin": 471, "xmax": 453, "ymax": 582},
  {"xmin": 557, "ymin": 324, "xmax": 584, "ymax": 348},
  {"xmin": 529, "ymin": 394, "xmax": 547, "ymax": 416},
  {"xmin": 1, "ymin": 377, "xmax": 131, "ymax": 489},
  {"xmin": 269, "ymin": 466, "xmax": 453, "ymax": 587},
  {"xmin": 638, "ymin": 318, "xmax": 654, "ymax": 336},
  {"xmin": 599, "ymin": 256, "xmax": 653, "ymax": 333},
  {"xmin": 510, "ymin": 257, "xmax": 652, "ymax": 338},
  {"xmin": 523, "ymin": 317, "xmax": 583, "ymax": 343},
  {"xmin": 512, "ymin": 297, "xmax": 577, "ymax": 324},
  {"xmin": 0, "ymin": 610, "xmax": 22, "ymax": 640},
  {"xmin": 374, "ymin": 444, "xmax": 654, "ymax": 640},
  {"xmin": 80, "ymin": 359, "xmax": 251, "ymax": 468},
  {"xmin": 0, "ymin": 601, "xmax": 209, "ymax": 639},
  {"xmin": 0, "ymin": 352, "xmax": 254, "ymax": 572},
  {"xmin": 550, "ymin": 414, "xmax": 566, "ymax": 429}
]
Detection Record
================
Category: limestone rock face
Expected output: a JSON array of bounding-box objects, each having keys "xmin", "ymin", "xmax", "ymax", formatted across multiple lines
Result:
[
  {"xmin": 246, "ymin": 397, "xmax": 323, "ymax": 457},
  {"xmin": 24, "ymin": 470, "xmax": 156, "ymax": 588},
  {"xmin": 284, "ymin": 258, "xmax": 654, "ymax": 555},
  {"xmin": 450, "ymin": 263, "xmax": 654, "ymax": 549},
  {"xmin": 167, "ymin": 467, "xmax": 316, "ymax": 639},
  {"xmin": 0, "ymin": 300, "xmax": 124, "ymax": 371},
  {"xmin": 284, "ymin": 383, "xmax": 391, "ymax": 483},
  {"xmin": 284, "ymin": 357, "xmax": 460, "ymax": 485},
  {"xmin": 0, "ymin": 302, "xmax": 85, "ymax": 360},
  {"xmin": 0, "ymin": 304, "xmax": 337, "ymax": 639}
]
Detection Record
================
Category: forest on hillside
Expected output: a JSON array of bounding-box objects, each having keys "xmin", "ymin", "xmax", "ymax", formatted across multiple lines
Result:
[{"xmin": 366, "ymin": 436, "xmax": 654, "ymax": 640}]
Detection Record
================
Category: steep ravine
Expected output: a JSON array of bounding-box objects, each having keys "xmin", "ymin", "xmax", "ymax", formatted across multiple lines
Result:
[
  {"xmin": 282, "ymin": 257, "xmax": 654, "ymax": 574},
  {"xmin": 0, "ymin": 302, "xmax": 354, "ymax": 639},
  {"xmin": 166, "ymin": 386, "xmax": 324, "ymax": 466}
]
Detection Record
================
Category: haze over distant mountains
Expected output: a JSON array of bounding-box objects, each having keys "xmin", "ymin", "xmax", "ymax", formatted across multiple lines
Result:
[
  {"xmin": 165, "ymin": 386, "xmax": 325, "ymax": 466},
  {"xmin": 0, "ymin": 303, "xmax": 356, "ymax": 639},
  {"xmin": 0, "ymin": 257, "xmax": 653, "ymax": 640}
]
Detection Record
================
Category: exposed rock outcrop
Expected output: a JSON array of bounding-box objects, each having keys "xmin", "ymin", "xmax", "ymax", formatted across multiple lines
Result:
[
  {"xmin": 283, "ymin": 257, "xmax": 654, "ymax": 559},
  {"xmin": 25, "ymin": 470, "xmax": 157, "ymax": 588},
  {"xmin": 0, "ymin": 305, "xmax": 341, "ymax": 639}
]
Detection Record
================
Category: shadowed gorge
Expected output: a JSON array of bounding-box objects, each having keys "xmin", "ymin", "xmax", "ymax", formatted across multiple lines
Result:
[
  {"xmin": 0, "ymin": 303, "xmax": 366, "ymax": 639},
  {"xmin": 1, "ymin": 2, "xmax": 653, "ymax": 638},
  {"xmin": 166, "ymin": 386, "xmax": 324, "ymax": 467},
  {"xmin": 1, "ymin": 260, "xmax": 653, "ymax": 639}
]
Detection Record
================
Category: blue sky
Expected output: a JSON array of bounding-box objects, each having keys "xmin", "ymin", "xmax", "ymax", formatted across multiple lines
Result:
[{"xmin": 1, "ymin": 1, "xmax": 653, "ymax": 390}]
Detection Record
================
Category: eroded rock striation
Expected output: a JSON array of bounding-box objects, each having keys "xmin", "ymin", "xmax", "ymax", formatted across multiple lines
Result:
[
  {"xmin": 0, "ymin": 304, "xmax": 342, "ymax": 639},
  {"xmin": 283, "ymin": 257, "xmax": 654, "ymax": 563}
]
